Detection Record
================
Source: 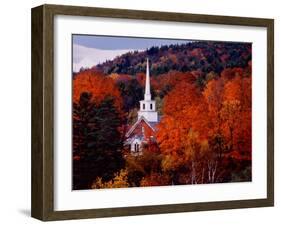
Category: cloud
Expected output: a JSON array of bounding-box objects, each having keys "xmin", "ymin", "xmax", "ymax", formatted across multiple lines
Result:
[{"xmin": 73, "ymin": 44, "xmax": 139, "ymax": 72}]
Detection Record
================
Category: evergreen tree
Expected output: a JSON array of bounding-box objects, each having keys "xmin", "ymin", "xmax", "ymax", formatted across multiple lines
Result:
[
  {"xmin": 117, "ymin": 79, "xmax": 143, "ymax": 112},
  {"xmin": 73, "ymin": 92, "xmax": 125, "ymax": 189}
]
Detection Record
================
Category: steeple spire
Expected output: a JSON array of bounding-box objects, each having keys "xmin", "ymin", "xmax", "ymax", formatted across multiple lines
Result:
[
  {"xmin": 138, "ymin": 58, "xmax": 158, "ymax": 122},
  {"xmin": 144, "ymin": 58, "xmax": 151, "ymax": 101}
]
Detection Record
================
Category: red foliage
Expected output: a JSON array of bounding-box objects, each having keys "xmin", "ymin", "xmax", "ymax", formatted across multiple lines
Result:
[
  {"xmin": 156, "ymin": 80, "xmax": 209, "ymax": 158},
  {"xmin": 221, "ymin": 67, "xmax": 244, "ymax": 81},
  {"xmin": 73, "ymin": 70, "xmax": 123, "ymax": 112},
  {"xmin": 157, "ymin": 68, "xmax": 252, "ymax": 164},
  {"xmin": 153, "ymin": 71, "xmax": 196, "ymax": 94},
  {"xmin": 136, "ymin": 72, "xmax": 146, "ymax": 87}
]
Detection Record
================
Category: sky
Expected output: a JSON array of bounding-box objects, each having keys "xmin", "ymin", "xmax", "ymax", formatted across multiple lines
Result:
[{"xmin": 73, "ymin": 35, "xmax": 190, "ymax": 72}]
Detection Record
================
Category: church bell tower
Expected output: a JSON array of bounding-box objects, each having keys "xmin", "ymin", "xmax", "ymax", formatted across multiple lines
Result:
[{"xmin": 138, "ymin": 59, "xmax": 158, "ymax": 122}]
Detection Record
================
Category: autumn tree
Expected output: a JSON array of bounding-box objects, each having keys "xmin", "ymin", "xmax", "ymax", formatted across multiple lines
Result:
[
  {"xmin": 156, "ymin": 81, "xmax": 209, "ymax": 184},
  {"xmin": 92, "ymin": 169, "xmax": 129, "ymax": 189},
  {"xmin": 222, "ymin": 73, "xmax": 252, "ymax": 160},
  {"xmin": 203, "ymin": 77, "xmax": 226, "ymax": 159},
  {"xmin": 73, "ymin": 70, "xmax": 123, "ymax": 112},
  {"xmin": 203, "ymin": 69, "xmax": 252, "ymax": 181},
  {"xmin": 73, "ymin": 71, "xmax": 125, "ymax": 190},
  {"xmin": 125, "ymin": 148, "xmax": 163, "ymax": 187}
]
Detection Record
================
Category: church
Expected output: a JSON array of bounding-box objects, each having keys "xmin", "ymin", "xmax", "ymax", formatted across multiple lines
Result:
[{"xmin": 125, "ymin": 59, "xmax": 159, "ymax": 155}]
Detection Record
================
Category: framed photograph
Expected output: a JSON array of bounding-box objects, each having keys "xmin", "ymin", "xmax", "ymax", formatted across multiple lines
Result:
[{"xmin": 31, "ymin": 4, "xmax": 274, "ymax": 221}]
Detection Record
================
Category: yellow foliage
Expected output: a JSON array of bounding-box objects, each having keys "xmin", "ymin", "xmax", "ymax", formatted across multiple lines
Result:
[{"xmin": 92, "ymin": 169, "xmax": 129, "ymax": 189}]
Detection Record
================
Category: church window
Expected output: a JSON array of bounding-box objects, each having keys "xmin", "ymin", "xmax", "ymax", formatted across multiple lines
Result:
[
  {"xmin": 143, "ymin": 103, "xmax": 145, "ymax": 110},
  {"xmin": 150, "ymin": 103, "xmax": 153, "ymax": 110},
  {"xmin": 134, "ymin": 143, "xmax": 139, "ymax": 152}
]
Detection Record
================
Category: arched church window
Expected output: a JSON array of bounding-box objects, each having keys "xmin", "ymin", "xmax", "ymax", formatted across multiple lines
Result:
[
  {"xmin": 150, "ymin": 103, "xmax": 152, "ymax": 110},
  {"xmin": 143, "ymin": 103, "xmax": 145, "ymax": 110}
]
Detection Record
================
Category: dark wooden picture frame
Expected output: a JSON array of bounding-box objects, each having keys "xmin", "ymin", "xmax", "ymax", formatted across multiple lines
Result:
[{"xmin": 31, "ymin": 4, "xmax": 274, "ymax": 221}]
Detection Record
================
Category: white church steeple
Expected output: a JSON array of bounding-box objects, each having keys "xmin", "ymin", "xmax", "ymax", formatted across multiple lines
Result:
[
  {"xmin": 137, "ymin": 58, "xmax": 158, "ymax": 122},
  {"xmin": 144, "ymin": 58, "xmax": 151, "ymax": 101}
]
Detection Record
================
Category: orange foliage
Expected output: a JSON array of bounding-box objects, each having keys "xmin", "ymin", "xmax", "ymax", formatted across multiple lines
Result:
[
  {"xmin": 203, "ymin": 71, "xmax": 251, "ymax": 159},
  {"xmin": 163, "ymin": 81, "xmax": 201, "ymax": 116},
  {"xmin": 163, "ymin": 80, "xmax": 208, "ymax": 136},
  {"xmin": 153, "ymin": 71, "xmax": 196, "ymax": 94},
  {"xmin": 203, "ymin": 78, "xmax": 225, "ymax": 135},
  {"xmin": 73, "ymin": 70, "xmax": 123, "ymax": 111},
  {"xmin": 221, "ymin": 67, "xmax": 243, "ymax": 81},
  {"xmin": 222, "ymin": 75, "xmax": 252, "ymax": 157},
  {"xmin": 156, "ymin": 80, "xmax": 209, "ymax": 160},
  {"xmin": 140, "ymin": 172, "xmax": 170, "ymax": 187},
  {"xmin": 157, "ymin": 68, "xmax": 252, "ymax": 166},
  {"xmin": 223, "ymin": 75, "xmax": 251, "ymax": 109},
  {"xmin": 113, "ymin": 74, "xmax": 132, "ymax": 83}
]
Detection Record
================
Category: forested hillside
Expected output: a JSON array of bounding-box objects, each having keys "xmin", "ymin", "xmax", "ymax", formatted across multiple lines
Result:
[{"xmin": 88, "ymin": 41, "xmax": 252, "ymax": 76}]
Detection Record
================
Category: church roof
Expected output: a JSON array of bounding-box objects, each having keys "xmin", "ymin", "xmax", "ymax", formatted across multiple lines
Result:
[
  {"xmin": 125, "ymin": 116, "xmax": 159, "ymax": 138},
  {"xmin": 148, "ymin": 122, "xmax": 159, "ymax": 130}
]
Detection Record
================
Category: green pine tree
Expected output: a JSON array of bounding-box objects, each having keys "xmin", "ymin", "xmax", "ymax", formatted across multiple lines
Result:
[{"xmin": 73, "ymin": 92, "xmax": 125, "ymax": 190}]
